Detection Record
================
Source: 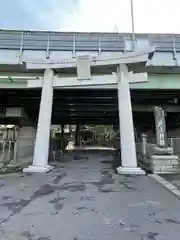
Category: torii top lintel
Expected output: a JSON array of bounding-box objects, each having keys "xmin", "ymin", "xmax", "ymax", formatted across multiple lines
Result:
[{"xmin": 25, "ymin": 47, "xmax": 155, "ymax": 75}]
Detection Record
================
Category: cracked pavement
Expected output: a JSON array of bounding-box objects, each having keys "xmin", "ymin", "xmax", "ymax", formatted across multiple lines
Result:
[{"xmin": 0, "ymin": 150, "xmax": 180, "ymax": 239}]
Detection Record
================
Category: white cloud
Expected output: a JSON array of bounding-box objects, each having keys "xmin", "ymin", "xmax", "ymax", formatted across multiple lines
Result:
[
  {"xmin": 0, "ymin": 0, "xmax": 80, "ymax": 31},
  {"xmin": 0, "ymin": 0, "xmax": 179, "ymax": 33},
  {"xmin": 62, "ymin": 0, "xmax": 180, "ymax": 33}
]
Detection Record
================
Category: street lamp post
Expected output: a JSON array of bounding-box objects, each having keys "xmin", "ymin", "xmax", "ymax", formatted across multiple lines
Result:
[{"xmin": 130, "ymin": 0, "xmax": 136, "ymax": 51}]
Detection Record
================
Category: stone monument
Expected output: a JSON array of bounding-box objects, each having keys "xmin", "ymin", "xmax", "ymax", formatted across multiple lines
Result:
[{"xmin": 138, "ymin": 106, "xmax": 179, "ymax": 174}]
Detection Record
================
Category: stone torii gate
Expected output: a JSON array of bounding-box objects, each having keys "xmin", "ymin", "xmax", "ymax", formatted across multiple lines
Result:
[{"xmin": 23, "ymin": 49, "xmax": 154, "ymax": 174}]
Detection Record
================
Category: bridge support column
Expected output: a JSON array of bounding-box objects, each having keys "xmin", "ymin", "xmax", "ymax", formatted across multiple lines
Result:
[
  {"xmin": 23, "ymin": 69, "xmax": 54, "ymax": 173},
  {"xmin": 116, "ymin": 64, "xmax": 145, "ymax": 175}
]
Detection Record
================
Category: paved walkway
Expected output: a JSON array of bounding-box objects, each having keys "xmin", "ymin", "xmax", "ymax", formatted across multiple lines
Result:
[{"xmin": 0, "ymin": 151, "xmax": 180, "ymax": 239}]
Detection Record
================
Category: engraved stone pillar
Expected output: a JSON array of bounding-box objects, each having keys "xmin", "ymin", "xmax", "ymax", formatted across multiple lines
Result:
[{"xmin": 154, "ymin": 106, "xmax": 167, "ymax": 147}]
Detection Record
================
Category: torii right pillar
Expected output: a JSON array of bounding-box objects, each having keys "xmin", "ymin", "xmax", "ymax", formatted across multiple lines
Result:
[{"xmin": 116, "ymin": 63, "xmax": 145, "ymax": 175}]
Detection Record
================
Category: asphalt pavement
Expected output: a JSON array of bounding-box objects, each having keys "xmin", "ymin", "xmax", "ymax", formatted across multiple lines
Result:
[{"xmin": 0, "ymin": 150, "xmax": 180, "ymax": 239}]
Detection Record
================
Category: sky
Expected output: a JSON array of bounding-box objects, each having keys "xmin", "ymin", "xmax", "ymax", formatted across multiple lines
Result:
[{"xmin": 0, "ymin": 0, "xmax": 179, "ymax": 33}]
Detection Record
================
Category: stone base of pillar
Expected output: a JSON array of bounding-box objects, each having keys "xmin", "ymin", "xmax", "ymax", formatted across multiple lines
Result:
[
  {"xmin": 23, "ymin": 165, "xmax": 54, "ymax": 173},
  {"xmin": 116, "ymin": 166, "xmax": 145, "ymax": 175}
]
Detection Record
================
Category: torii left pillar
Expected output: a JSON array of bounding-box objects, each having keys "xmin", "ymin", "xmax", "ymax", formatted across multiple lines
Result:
[{"xmin": 23, "ymin": 69, "xmax": 54, "ymax": 173}]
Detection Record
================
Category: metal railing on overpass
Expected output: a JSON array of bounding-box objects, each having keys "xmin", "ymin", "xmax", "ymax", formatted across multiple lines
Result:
[
  {"xmin": 0, "ymin": 30, "xmax": 180, "ymax": 54},
  {"xmin": 0, "ymin": 30, "xmax": 124, "ymax": 52}
]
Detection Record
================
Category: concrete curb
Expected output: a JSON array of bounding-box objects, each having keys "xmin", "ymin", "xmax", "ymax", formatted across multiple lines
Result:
[{"xmin": 149, "ymin": 174, "xmax": 180, "ymax": 200}]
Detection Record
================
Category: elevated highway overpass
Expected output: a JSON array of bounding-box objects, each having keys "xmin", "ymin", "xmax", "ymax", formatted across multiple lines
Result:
[{"xmin": 0, "ymin": 30, "xmax": 180, "ymax": 173}]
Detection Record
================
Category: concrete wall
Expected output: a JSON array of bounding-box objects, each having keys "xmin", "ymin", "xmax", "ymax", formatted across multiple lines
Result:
[
  {"xmin": 19, "ymin": 126, "xmax": 36, "ymax": 139},
  {"xmin": 15, "ymin": 126, "xmax": 36, "ymax": 166},
  {"xmin": 167, "ymin": 128, "xmax": 180, "ymax": 138}
]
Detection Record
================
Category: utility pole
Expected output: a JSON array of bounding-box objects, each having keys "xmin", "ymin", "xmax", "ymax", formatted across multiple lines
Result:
[{"xmin": 130, "ymin": 0, "xmax": 136, "ymax": 51}]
